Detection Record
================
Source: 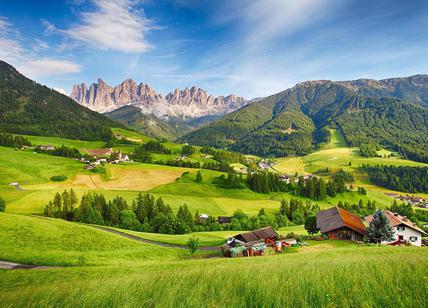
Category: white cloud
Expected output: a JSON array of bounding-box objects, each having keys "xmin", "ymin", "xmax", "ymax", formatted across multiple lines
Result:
[
  {"xmin": 216, "ymin": 0, "xmax": 337, "ymax": 44},
  {"xmin": 0, "ymin": 16, "xmax": 81, "ymax": 78},
  {"xmin": 54, "ymin": 0, "xmax": 151, "ymax": 53},
  {"xmin": 20, "ymin": 59, "xmax": 81, "ymax": 78}
]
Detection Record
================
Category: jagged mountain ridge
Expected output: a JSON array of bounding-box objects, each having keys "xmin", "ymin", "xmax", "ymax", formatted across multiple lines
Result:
[{"xmin": 71, "ymin": 79, "xmax": 246, "ymax": 118}]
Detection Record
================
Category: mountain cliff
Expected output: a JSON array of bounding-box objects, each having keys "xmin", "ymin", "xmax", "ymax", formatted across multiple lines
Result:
[
  {"xmin": 71, "ymin": 80, "xmax": 246, "ymax": 118},
  {"xmin": 181, "ymin": 76, "xmax": 428, "ymax": 162}
]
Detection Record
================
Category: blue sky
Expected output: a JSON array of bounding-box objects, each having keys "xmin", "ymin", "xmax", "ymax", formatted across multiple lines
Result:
[{"xmin": 1, "ymin": 0, "xmax": 427, "ymax": 98}]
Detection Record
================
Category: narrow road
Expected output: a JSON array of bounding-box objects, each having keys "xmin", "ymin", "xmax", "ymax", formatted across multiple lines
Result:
[
  {"xmin": 0, "ymin": 260, "xmax": 56, "ymax": 270},
  {"xmin": 93, "ymin": 226, "xmax": 221, "ymax": 251}
]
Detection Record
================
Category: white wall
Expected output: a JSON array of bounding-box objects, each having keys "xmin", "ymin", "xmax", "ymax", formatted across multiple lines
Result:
[{"xmin": 391, "ymin": 225, "xmax": 423, "ymax": 247}]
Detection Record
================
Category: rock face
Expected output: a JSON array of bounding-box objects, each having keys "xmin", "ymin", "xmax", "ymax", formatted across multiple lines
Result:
[{"xmin": 70, "ymin": 79, "xmax": 246, "ymax": 118}]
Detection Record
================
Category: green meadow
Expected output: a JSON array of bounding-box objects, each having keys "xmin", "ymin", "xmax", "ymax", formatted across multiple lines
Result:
[
  {"xmin": 0, "ymin": 212, "xmax": 427, "ymax": 307},
  {"xmin": 1, "ymin": 128, "xmax": 428, "ymax": 308}
]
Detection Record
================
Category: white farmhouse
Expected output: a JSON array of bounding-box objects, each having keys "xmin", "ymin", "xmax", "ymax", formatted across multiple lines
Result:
[{"xmin": 366, "ymin": 210, "xmax": 427, "ymax": 246}]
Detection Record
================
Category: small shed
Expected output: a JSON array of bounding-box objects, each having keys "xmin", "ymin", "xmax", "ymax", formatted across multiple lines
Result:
[{"xmin": 316, "ymin": 206, "xmax": 365, "ymax": 241}]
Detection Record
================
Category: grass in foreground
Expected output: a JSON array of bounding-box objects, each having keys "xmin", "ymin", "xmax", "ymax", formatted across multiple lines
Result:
[
  {"xmin": 0, "ymin": 244, "xmax": 426, "ymax": 307},
  {"xmin": 0, "ymin": 213, "xmax": 188, "ymax": 266}
]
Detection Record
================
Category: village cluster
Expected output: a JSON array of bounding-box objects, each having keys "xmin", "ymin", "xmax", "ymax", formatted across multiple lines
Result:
[
  {"xmin": 385, "ymin": 192, "xmax": 428, "ymax": 209},
  {"xmin": 78, "ymin": 148, "xmax": 131, "ymax": 170},
  {"xmin": 221, "ymin": 206, "xmax": 426, "ymax": 258}
]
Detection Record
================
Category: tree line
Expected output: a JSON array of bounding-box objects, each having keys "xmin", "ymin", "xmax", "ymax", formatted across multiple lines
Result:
[
  {"xmin": 0, "ymin": 133, "xmax": 32, "ymax": 148},
  {"xmin": 43, "ymin": 190, "xmax": 324, "ymax": 234},
  {"xmin": 36, "ymin": 145, "xmax": 81, "ymax": 158},
  {"xmin": 364, "ymin": 165, "xmax": 428, "ymax": 193},
  {"xmin": 359, "ymin": 143, "xmax": 380, "ymax": 157},
  {"xmin": 246, "ymin": 171, "xmax": 349, "ymax": 201}
]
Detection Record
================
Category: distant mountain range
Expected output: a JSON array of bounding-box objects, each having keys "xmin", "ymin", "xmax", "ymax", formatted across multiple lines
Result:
[
  {"xmin": 70, "ymin": 79, "xmax": 247, "ymax": 118},
  {"xmin": 0, "ymin": 61, "xmax": 120, "ymax": 141},
  {"xmin": 1, "ymin": 59, "xmax": 427, "ymax": 161},
  {"xmin": 181, "ymin": 75, "xmax": 428, "ymax": 162}
]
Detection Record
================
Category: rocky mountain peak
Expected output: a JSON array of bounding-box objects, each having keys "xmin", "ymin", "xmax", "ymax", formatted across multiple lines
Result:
[{"xmin": 70, "ymin": 80, "xmax": 247, "ymax": 118}]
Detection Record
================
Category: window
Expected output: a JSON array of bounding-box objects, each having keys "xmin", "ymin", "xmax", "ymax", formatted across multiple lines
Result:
[
  {"xmin": 397, "ymin": 226, "xmax": 405, "ymax": 231},
  {"xmin": 409, "ymin": 236, "xmax": 418, "ymax": 242}
]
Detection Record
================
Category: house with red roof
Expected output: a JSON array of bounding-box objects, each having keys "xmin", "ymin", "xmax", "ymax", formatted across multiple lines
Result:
[
  {"xmin": 365, "ymin": 211, "xmax": 427, "ymax": 247},
  {"xmin": 316, "ymin": 207, "xmax": 366, "ymax": 242}
]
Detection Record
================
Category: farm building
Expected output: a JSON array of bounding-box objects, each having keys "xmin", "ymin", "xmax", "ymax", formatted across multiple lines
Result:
[
  {"xmin": 222, "ymin": 227, "xmax": 284, "ymax": 257},
  {"xmin": 316, "ymin": 207, "xmax": 365, "ymax": 242},
  {"xmin": 365, "ymin": 211, "xmax": 427, "ymax": 247},
  {"xmin": 86, "ymin": 148, "xmax": 113, "ymax": 157},
  {"xmin": 218, "ymin": 216, "xmax": 232, "ymax": 224}
]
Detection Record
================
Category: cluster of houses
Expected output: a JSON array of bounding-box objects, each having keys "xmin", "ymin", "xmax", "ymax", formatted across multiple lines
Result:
[
  {"xmin": 385, "ymin": 193, "xmax": 428, "ymax": 209},
  {"xmin": 316, "ymin": 206, "xmax": 427, "ymax": 247},
  {"xmin": 221, "ymin": 227, "xmax": 299, "ymax": 257},
  {"xmin": 279, "ymin": 173, "xmax": 315, "ymax": 184},
  {"xmin": 257, "ymin": 159, "xmax": 276, "ymax": 170},
  {"xmin": 220, "ymin": 206, "xmax": 426, "ymax": 258},
  {"xmin": 82, "ymin": 148, "xmax": 130, "ymax": 170}
]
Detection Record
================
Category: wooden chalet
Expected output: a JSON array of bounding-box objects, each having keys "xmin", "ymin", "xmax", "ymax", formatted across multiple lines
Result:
[{"xmin": 316, "ymin": 207, "xmax": 365, "ymax": 241}]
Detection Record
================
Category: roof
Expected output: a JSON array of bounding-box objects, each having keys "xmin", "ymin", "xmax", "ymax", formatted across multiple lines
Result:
[
  {"xmin": 218, "ymin": 216, "xmax": 232, "ymax": 224},
  {"xmin": 86, "ymin": 148, "xmax": 113, "ymax": 156},
  {"xmin": 365, "ymin": 210, "xmax": 427, "ymax": 235},
  {"xmin": 316, "ymin": 207, "xmax": 366, "ymax": 235},
  {"xmin": 233, "ymin": 227, "xmax": 278, "ymax": 243}
]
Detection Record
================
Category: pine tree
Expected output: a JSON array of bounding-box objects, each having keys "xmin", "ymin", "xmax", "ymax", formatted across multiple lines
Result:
[
  {"xmin": 366, "ymin": 210, "xmax": 395, "ymax": 244},
  {"xmin": 317, "ymin": 178, "xmax": 327, "ymax": 200},
  {"xmin": 279, "ymin": 199, "xmax": 289, "ymax": 216},
  {"xmin": 53, "ymin": 192, "xmax": 62, "ymax": 218},
  {"xmin": 195, "ymin": 170, "xmax": 203, "ymax": 183},
  {"xmin": 44, "ymin": 201, "xmax": 54, "ymax": 217},
  {"xmin": 61, "ymin": 190, "xmax": 71, "ymax": 220},
  {"xmin": 70, "ymin": 189, "xmax": 78, "ymax": 210}
]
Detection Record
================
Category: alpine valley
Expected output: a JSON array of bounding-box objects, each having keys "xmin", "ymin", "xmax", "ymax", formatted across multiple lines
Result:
[{"xmin": 2, "ymin": 2, "xmax": 428, "ymax": 307}]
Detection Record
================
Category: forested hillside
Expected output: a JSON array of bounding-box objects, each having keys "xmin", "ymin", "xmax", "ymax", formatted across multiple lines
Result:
[
  {"xmin": 105, "ymin": 105, "xmax": 180, "ymax": 140},
  {"xmin": 0, "ymin": 61, "xmax": 121, "ymax": 141},
  {"xmin": 182, "ymin": 80, "xmax": 428, "ymax": 161}
]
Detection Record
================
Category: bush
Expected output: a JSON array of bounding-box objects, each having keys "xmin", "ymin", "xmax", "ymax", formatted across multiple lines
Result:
[
  {"xmin": 187, "ymin": 236, "xmax": 200, "ymax": 256},
  {"xmin": 0, "ymin": 197, "xmax": 6, "ymax": 212},
  {"xmin": 90, "ymin": 167, "xmax": 106, "ymax": 174},
  {"xmin": 50, "ymin": 175, "xmax": 67, "ymax": 182}
]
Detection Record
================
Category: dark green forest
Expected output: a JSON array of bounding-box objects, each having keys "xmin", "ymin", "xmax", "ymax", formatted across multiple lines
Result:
[
  {"xmin": 364, "ymin": 165, "xmax": 428, "ymax": 193},
  {"xmin": 0, "ymin": 61, "xmax": 122, "ymax": 141},
  {"xmin": 181, "ymin": 81, "xmax": 428, "ymax": 162}
]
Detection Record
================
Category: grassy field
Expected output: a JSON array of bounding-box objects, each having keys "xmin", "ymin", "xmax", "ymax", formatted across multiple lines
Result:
[
  {"xmin": 114, "ymin": 224, "xmax": 310, "ymax": 247},
  {"xmin": 0, "ymin": 216, "xmax": 426, "ymax": 308},
  {"xmin": 0, "ymin": 213, "xmax": 188, "ymax": 266},
  {"xmin": 275, "ymin": 129, "xmax": 428, "ymax": 205}
]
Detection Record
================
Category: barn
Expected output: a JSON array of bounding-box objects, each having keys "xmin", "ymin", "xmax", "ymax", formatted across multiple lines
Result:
[
  {"xmin": 222, "ymin": 227, "xmax": 279, "ymax": 257},
  {"xmin": 316, "ymin": 207, "xmax": 365, "ymax": 241}
]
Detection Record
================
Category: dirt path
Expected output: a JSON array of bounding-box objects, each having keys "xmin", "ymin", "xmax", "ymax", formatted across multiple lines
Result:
[
  {"xmin": 10, "ymin": 183, "xmax": 24, "ymax": 191},
  {"xmin": 93, "ymin": 226, "xmax": 221, "ymax": 251},
  {"xmin": 0, "ymin": 260, "xmax": 57, "ymax": 270}
]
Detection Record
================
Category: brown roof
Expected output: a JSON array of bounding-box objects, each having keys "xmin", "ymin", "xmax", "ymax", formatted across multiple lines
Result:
[
  {"xmin": 233, "ymin": 227, "xmax": 278, "ymax": 243},
  {"xmin": 85, "ymin": 148, "xmax": 113, "ymax": 156},
  {"xmin": 218, "ymin": 216, "xmax": 232, "ymax": 224},
  {"xmin": 365, "ymin": 210, "xmax": 427, "ymax": 235},
  {"xmin": 317, "ymin": 207, "xmax": 366, "ymax": 235}
]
